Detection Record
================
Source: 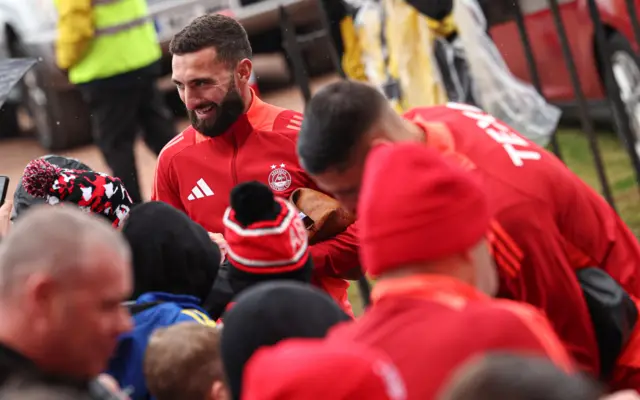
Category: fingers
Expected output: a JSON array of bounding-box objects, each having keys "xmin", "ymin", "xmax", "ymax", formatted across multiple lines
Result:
[
  {"xmin": 602, "ymin": 390, "xmax": 640, "ymax": 400},
  {"xmin": 0, "ymin": 200, "xmax": 13, "ymax": 239},
  {"xmin": 208, "ymin": 232, "xmax": 229, "ymax": 264}
]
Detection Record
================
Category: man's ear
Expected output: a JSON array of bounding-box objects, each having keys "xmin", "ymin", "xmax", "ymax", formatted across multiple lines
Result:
[
  {"xmin": 25, "ymin": 271, "xmax": 56, "ymax": 308},
  {"xmin": 236, "ymin": 59, "xmax": 252, "ymax": 85},
  {"xmin": 210, "ymin": 380, "xmax": 230, "ymax": 400},
  {"xmin": 23, "ymin": 271, "xmax": 58, "ymax": 330}
]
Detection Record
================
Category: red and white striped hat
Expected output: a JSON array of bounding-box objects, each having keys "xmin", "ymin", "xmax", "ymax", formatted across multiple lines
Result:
[{"xmin": 223, "ymin": 183, "xmax": 309, "ymax": 274}]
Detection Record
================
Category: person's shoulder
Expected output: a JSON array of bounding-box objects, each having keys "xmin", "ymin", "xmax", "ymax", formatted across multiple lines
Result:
[
  {"xmin": 471, "ymin": 299, "xmax": 543, "ymax": 321},
  {"xmin": 465, "ymin": 299, "xmax": 551, "ymax": 340},
  {"xmin": 258, "ymin": 108, "xmax": 305, "ymax": 146},
  {"xmin": 157, "ymin": 126, "xmax": 198, "ymax": 165},
  {"xmin": 271, "ymin": 108, "xmax": 304, "ymax": 133},
  {"xmin": 403, "ymin": 104, "xmax": 453, "ymax": 120}
]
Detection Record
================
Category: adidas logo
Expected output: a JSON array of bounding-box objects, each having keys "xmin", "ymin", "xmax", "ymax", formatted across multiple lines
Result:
[{"xmin": 187, "ymin": 179, "xmax": 214, "ymax": 201}]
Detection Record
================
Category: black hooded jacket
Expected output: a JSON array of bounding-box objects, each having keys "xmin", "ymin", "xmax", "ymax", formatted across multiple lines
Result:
[{"xmin": 121, "ymin": 201, "xmax": 221, "ymax": 301}]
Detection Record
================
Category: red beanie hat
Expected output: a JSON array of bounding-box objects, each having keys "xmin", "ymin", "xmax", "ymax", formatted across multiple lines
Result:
[
  {"xmin": 21, "ymin": 158, "xmax": 133, "ymax": 228},
  {"xmin": 223, "ymin": 181, "xmax": 310, "ymax": 274},
  {"xmin": 243, "ymin": 339, "xmax": 407, "ymax": 400},
  {"xmin": 359, "ymin": 143, "xmax": 490, "ymax": 277}
]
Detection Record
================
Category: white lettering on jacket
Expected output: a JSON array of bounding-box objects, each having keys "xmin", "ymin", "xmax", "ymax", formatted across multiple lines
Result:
[{"xmin": 446, "ymin": 103, "xmax": 542, "ymax": 167}]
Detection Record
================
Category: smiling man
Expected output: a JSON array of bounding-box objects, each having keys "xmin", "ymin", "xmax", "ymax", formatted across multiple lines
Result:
[{"xmin": 152, "ymin": 14, "xmax": 359, "ymax": 315}]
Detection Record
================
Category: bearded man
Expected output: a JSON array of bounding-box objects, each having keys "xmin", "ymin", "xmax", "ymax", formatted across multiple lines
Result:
[{"xmin": 152, "ymin": 14, "xmax": 359, "ymax": 315}]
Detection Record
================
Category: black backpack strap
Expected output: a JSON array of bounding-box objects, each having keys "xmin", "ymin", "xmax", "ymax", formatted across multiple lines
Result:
[
  {"xmin": 577, "ymin": 267, "xmax": 638, "ymax": 380},
  {"xmin": 125, "ymin": 301, "xmax": 163, "ymax": 315}
]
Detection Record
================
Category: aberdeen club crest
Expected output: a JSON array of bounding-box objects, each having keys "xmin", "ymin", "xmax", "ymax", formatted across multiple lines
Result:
[{"xmin": 268, "ymin": 163, "xmax": 292, "ymax": 192}]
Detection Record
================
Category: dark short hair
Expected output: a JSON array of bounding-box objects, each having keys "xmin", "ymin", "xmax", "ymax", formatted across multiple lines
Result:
[
  {"xmin": 169, "ymin": 14, "xmax": 252, "ymax": 65},
  {"xmin": 297, "ymin": 80, "xmax": 389, "ymax": 175}
]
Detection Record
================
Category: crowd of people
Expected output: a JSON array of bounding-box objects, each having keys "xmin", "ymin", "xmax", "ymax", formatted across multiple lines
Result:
[{"xmin": 2, "ymin": 11, "xmax": 640, "ymax": 400}]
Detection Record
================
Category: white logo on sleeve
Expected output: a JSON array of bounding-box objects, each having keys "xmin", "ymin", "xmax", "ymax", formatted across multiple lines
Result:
[
  {"xmin": 446, "ymin": 102, "xmax": 542, "ymax": 167},
  {"xmin": 268, "ymin": 163, "xmax": 292, "ymax": 192},
  {"xmin": 187, "ymin": 178, "xmax": 215, "ymax": 201}
]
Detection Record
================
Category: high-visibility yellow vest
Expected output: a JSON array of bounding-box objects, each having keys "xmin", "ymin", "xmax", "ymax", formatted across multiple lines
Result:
[{"xmin": 54, "ymin": 0, "xmax": 162, "ymax": 84}]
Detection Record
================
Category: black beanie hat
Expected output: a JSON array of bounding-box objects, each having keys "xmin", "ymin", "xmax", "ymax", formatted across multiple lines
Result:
[
  {"xmin": 223, "ymin": 181, "xmax": 313, "ymax": 282},
  {"xmin": 122, "ymin": 201, "xmax": 221, "ymax": 301},
  {"xmin": 220, "ymin": 281, "xmax": 351, "ymax": 400}
]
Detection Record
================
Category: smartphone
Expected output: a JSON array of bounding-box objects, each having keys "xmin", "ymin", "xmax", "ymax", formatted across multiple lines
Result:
[{"xmin": 0, "ymin": 176, "xmax": 9, "ymax": 207}]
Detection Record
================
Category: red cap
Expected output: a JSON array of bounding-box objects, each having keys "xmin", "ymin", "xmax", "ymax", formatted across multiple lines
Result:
[
  {"xmin": 359, "ymin": 143, "xmax": 490, "ymax": 277},
  {"xmin": 243, "ymin": 339, "xmax": 407, "ymax": 400},
  {"xmin": 223, "ymin": 197, "xmax": 309, "ymax": 274}
]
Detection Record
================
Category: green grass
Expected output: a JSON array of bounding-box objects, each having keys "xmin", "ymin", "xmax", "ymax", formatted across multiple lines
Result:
[
  {"xmin": 346, "ymin": 128, "xmax": 640, "ymax": 315},
  {"xmin": 555, "ymin": 128, "xmax": 640, "ymax": 237}
]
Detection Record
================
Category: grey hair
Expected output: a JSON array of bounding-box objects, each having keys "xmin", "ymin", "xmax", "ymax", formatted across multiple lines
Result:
[{"xmin": 0, "ymin": 205, "xmax": 131, "ymax": 297}]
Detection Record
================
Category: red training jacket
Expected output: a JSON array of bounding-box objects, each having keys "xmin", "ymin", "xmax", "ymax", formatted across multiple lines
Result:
[
  {"xmin": 403, "ymin": 103, "xmax": 640, "ymax": 388},
  {"xmin": 327, "ymin": 275, "xmax": 574, "ymax": 400},
  {"xmin": 152, "ymin": 92, "xmax": 358, "ymax": 315}
]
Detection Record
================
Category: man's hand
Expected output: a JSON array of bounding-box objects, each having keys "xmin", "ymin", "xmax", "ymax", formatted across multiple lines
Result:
[
  {"xmin": 0, "ymin": 201, "xmax": 13, "ymax": 239},
  {"xmin": 208, "ymin": 232, "xmax": 228, "ymax": 264},
  {"xmin": 96, "ymin": 373, "xmax": 131, "ymax": 399},
  {"xmin": 603, "ymin": 390, "xmax": 640, "ymax": 400}
]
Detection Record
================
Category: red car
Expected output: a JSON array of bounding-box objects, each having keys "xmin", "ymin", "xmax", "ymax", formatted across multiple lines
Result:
[{"xmin": 484, "ymin": 0, "xmax": 640, "ymax": 151}]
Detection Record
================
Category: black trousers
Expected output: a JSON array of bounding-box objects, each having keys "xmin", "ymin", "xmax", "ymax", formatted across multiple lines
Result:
[{"xmin": 79, "ymin": 75, "xmax": 176, "ymax": 203}]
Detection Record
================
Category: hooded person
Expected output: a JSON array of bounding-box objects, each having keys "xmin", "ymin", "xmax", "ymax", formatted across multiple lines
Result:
[
  {"xmin": 243, "ymin": 338, "xmax": 408, "ymax": 400},
  {"xmin": 20, "ymin": 158, "xmax": 132, "ymax": 228},
  {"xmin": 11, "ymin": 155, "xmax": 93, "ymax": 221},
  {"xmin": 203, "ymin": 181, "xmax": 314, "ymax": 320},
  {"xmin": 108, "ymin": 201, "xmax": 222, "ymax": 400},
  {"xmin": 220, "ymin": 281, "xmax": 351, "ymax": 400},
  {"xmin": 325, "ymin": 142, "xmax": 575, "ymax": 399}
]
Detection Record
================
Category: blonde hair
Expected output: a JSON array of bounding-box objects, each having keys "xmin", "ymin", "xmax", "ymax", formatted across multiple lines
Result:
[{"xmin": 144, "ymin": 322, "xmax": 225, "ymax": 400}]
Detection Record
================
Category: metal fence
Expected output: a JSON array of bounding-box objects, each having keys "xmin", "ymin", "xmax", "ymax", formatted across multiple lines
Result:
[{"xmin": 279, "ymin": 0, "xmax": 640, "ymax": 213}]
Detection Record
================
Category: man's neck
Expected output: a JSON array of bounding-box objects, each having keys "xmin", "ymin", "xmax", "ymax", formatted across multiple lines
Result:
[
  {"xmin": 0, "ymin": 312, "xmax": 41, "ymax": 364},
  {"xmin": 385, "ymin": 118, "xmax": 426, "ymax": 144},
  {"xmin": 242, "ymin": 85, "xmax": 253, "ymax": 114},
  {"xmin": 403, "ymin": 119, "xmax": 427, "ymax": 143}
]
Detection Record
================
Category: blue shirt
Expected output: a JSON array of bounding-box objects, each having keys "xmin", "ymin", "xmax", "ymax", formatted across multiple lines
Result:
[{"xmin": 106, "ymin": 292, "xmax": 215, "ymax": 400}]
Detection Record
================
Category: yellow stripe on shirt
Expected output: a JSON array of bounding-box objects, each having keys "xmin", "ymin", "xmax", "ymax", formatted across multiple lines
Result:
[{"xmin": 181, "ymin": 309, "xmax": 217, "ymax": 327}]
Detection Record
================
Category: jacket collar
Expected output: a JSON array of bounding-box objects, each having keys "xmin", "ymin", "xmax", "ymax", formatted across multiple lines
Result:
[
  {"xmin": 372, "ymin": 274, "xmax": 488, "ymax": 308},
  {"xmin": 411, "ymin": 116, "xmax": 477, "ymax": 172},
  {"xmin": 136, "ymin": 292, "xmax": 202, "ymax": 309}
]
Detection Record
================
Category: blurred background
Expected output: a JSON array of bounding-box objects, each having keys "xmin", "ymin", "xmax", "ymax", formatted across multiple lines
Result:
[{"xmin": 1, "ymin": 0, "xmax": 640, "ymax": 241}]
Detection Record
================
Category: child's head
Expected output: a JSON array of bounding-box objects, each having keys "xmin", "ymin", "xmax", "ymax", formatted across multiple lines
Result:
[
  {"xmin": 122, "ymin": 202, "xmax": 221, "ymax": 300},
  {"xmin": 144, "ymin": 322, "xmax": 229, "ymax": 400},
  {"xmin": 223, "ymin": 181, "xmax": 313, "ymax": 288}
]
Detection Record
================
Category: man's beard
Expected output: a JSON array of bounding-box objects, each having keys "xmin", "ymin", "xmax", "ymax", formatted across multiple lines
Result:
[{"xmin": 189, "ymin": 81, "xmax": 246, "ymax": 138}]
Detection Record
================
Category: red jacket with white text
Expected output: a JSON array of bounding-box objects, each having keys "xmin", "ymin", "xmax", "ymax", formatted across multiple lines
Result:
[
  {"xmin": 152, "ymin": 93, "xmax": 358, "ymax": 315},
  {"xmin": 403, "ymin": 103, "xmax": 640, "ymax": 389}
]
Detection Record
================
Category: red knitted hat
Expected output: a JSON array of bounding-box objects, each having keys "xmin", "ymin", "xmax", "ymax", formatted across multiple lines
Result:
[
  {"xmin": 223, "ymin": 181, "xmax": 310, "ymax": 274},
  {"xmin": 359, "ymin": 143, "xmax": 490, "ymax": 277},
  {"xmin": 21, "ymin": 158, "xmax": 133, "ymax": 228},
  {"xmin": 243, "ymin": 339, "xmax": 407, "ymax": 400}
]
